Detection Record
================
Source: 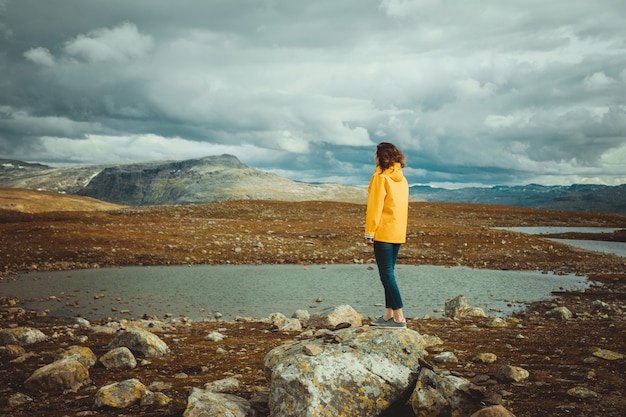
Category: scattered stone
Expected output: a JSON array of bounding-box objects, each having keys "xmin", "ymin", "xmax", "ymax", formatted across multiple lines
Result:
[
  {"xmin": 434, "ymin": 351, "xmax": 459, "ymax": 364},
  {"xmin": 140, "ymin": 390, "xmax": 171, "ymax": 406},
  {"xmin": 544, "ymin": 306, "xmax": 573, "ymax": 320},
  {"xmin": 0, "ymin": 326, "xmax": 47, "ymax": 346},
  {"xmin": 473, "ymin": 353, "xmax": 498, "ymax": 364},
  {"xmin": 94, "ymin": 378, "xmax": 148, "ymax": 408},
  {"xmin": 567, "ymin": 386, "xmax": 600, "ymax": 399},
  {"xmin": 108, "ymin": 325, "xmax": 170, "ymax": 357},
  {"xmin": 4, "ymin": 344, "xmax": 26, "ymax": 356},
  {"xmin": 183, "ymin": 387, "xmax": 254, "ymax": 417},
  {"xmin": 306, "ymin": 304, "xmax": 362, "ymax": 330},
  {"xmin": 591, "ymin": 300, "xmax": 610, "ymax": 311},
  {"xmin": 204, "ymin": 376, "xmax": 240, "ymax": 393},
  {"xmin": 421, "ymin": 334, "xmax": 444, "ymax": 348},
  {"xmin": 75, "ymin": 317, "xmax": 91, "ymax": 327},
  {"xmin": 8, "ymin": 392, "xmax": 33, "ymax": 407},
  {"xmin": 24, "ymin": 358, "xmax": 90, "ymax": 392},
  {"xmin": 411, "ymin": 368, "xmax": 480, "ymax": 417},
  {"xmin": 591, "ymin": 348, "xmax": 624, "ymax": 360},
  {"xmin": 56, "ymin": 345, "xmax": 97, "ymax": 368},
  {"xmin": 100, "ymin": 346, "xmax": 137, "ymax": 370},
  {"xmin": 292, "ymin": 309, "xmax": 310, "ymax": 325},
  {"xmin": 470, "ymin": 404, "xmax": 517, "ymax": 417},
  {"xmin": 205, "ymin": 331, "xmax": 226, "ymax": 342},
  {"xmin": 445, "ymin": 295, "xmax": 486, "ymax": 319},
  {"xmin": 486, "ymin": 317, "xmax": 508, "ymax": 328},
  {"xmin": 149, "ymin": 381, "xmax": 173, "ymax": 391},
  {"xmin": 302, "ymin": 343, "xmax": 324, "ymax": 356},
  {"xmin": 267, "ymin": 313, "xmax": 302, "ymax": 332},
  {"xmin": 495, "ymin": 365, "xmax": 529, "ymax": 383}
]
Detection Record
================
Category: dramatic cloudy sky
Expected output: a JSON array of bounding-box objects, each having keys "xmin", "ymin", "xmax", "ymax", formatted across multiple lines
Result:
[{"xmin": 1, "ymin": 0, "xmax": 625, "ymax": 187}]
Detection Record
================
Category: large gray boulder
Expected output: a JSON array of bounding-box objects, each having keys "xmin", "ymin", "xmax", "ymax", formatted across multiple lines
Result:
[
  {"xmin": 24, "ymin": 358, "xmax": 90, "ymax": 392},
  {"xmin": 264, "ymin": 327, "xmax": 429, "ymax": 417},
  {"xmin": 107, "ymin": 325, "xmax": 170, "ymax": 358},
  {"xmin": 0, "ymin": 327, "xmax": 47, "ymax": 346}
]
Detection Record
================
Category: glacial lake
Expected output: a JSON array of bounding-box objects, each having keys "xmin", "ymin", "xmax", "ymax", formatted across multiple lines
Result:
[
  {"xmin": 496, "ymin": 227, "xmax": 626, "ymax": 258},
  {"xmin": 2, "ymin": 265, "xmax": 590, "ymax": 321}
]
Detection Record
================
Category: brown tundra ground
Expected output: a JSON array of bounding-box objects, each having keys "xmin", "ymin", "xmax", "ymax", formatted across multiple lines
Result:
[{"xmin": 0, "ymin": 188, "xmax": 625, "ymax": 417}]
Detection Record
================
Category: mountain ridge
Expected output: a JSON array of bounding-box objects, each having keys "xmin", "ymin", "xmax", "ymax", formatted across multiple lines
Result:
[
  {"xmin": 2, "ymin": 156, "xmax": 624, "ymax": 214},
  {"xmin": 410, "ymin": 183, "xmax": 626, "ymax": 215},
  {"xmin": 0, "ymin": 155, "xmax": 367, "ymax": 205}
]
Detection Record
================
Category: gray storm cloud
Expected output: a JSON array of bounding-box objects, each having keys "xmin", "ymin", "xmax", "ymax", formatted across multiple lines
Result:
[{"xmin": 1, "ymin": 0, "xmax": 625, "ymax": 187}]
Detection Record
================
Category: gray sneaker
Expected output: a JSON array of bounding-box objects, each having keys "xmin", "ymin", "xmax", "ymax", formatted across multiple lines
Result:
[
  {"xmin": 377, "ymin": 320, "xmax": 407, "ymax": 329},
  {"xmin": 370, "ymin": 316, "xmax": 392, "ymax": 326}
]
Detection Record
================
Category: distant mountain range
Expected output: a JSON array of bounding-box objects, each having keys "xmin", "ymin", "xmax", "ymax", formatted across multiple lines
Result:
[
  {"xmin": 410, "ymin": 183, "xmax": 626, "ymax": 215},
  {"xmin": 1, "ymin": 156, "xmax": 624, "ymax": 215}
]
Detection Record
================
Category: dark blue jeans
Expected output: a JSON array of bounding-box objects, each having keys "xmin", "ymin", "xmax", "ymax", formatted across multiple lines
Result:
[{"xmin": 373, "ymin": 241, "xmax": 404, "ymax": 310}]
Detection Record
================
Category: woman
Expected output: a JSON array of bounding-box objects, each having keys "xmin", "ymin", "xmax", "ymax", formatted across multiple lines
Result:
[{"xmin": 364, "ymin": 142, "xmax": 409, "ymax": 328}]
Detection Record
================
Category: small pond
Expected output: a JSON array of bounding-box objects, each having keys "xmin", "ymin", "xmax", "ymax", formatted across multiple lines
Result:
[{"xmin": 1, "ymin": 264, "xmax": 590, "ymax": 321}]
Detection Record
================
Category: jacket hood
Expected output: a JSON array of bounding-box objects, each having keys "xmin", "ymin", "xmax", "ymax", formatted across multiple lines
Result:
[{"xmin": 376, "ymin": 162, "xmax": 405, "ymax": 182}]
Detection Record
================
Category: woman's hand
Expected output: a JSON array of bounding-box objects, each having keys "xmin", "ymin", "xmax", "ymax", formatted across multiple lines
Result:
[{"xmin": 365, "ymin": 238, "xmax": 374, "ymax": 245}]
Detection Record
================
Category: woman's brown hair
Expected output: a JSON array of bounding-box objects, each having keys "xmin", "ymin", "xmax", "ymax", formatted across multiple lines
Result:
[{"xmin": 376, "ymin": 142, "xmax": 406, "ymax": 171}]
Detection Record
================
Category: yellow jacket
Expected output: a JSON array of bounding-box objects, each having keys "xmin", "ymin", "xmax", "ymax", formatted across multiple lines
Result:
[{"xmin": 364, "ymin": 163, "xmax": 409, "ymax": 243}]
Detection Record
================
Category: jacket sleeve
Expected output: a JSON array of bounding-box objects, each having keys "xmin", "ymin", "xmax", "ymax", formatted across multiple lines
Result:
[{"xmin": 365, "ymin": 174, "xmax": 386, "ymax": 239}]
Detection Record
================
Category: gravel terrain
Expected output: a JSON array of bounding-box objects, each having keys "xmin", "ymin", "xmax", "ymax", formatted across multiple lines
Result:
[{"xmin": 1, "ymin": 189, "xmax": 625, "ymax": 416}]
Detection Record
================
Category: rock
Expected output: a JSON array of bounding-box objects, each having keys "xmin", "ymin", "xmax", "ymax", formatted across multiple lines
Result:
[
  {"xmin": 0, "ymin": 327, "xmax": 47, "ymax": 346},
  {"xmin": 444, "ymin": 295, "xmax": 486, "ymax": 319},
  {"xmin": 107, "ymin": 325, "xmax": 170, "ymax": 357},
  {"xmin": 278, "ymin": 318, "xmax": 303, "ymax": 332},
  {"xmin": 591, "ymin": 348, "xmax": 624, "ymax": 360},
  {"xmin": 24, "ymin": 358, "xmax": 90, "ymax": 392},
  {"xmin": 204, "ymin": 376, "xmax": 240, "ymax": 393},
  {"xmin": 591, "ymin": 300, "xmax": 610, "ymax": 311},
  {"xmin": 303, "ymin": 343, "xmax": 324, "ymax": 356},
  {"xmin": 249, "ymin": 390, "xmax": 270, "ymax": 416},
  {"xmin": 544, "ymin": 306, "xmax": 573, "ymax": 320},
  {"xmin": 495, "ymin": 365, "xmax": 529, "ymax": 382},
  {"xmin": 8, "ymin": 392, "xmax": 33, "ymax": 407},
  {"xmin": 94, "ymin": 378, "xmax": 148, "ymax": 408},
  {"xmin": 422, "ymin": 334, "xmax": 444, "ymax": 348},
  {"xmin": 266, "ymin": 312, "xmax": 289, "ymax": 327},
  {"xmin": 486, "ymin": 317, "xmax": 508, "ymax": 328},
  {"xmin": 100, "ymin": 346, "xmax": 137, "ymax": 370},
  {"xmin": 470, "ymin": 404, "xmax": 517, "ymax": 417},
  {"xmin": 567, "ymin": 386, "xmax": 600, "ymax": 399},
  {"xmin": 264, "ymin": 327, "xmax": 429, "ymax": 417},
  {"xmin": 268, "ymin": 312, "xmax": 303, "ymax": 332},
  {"xmin": 306, "ymin": 305, "xmax": 362, "ymax": 330},
  {"xmin": 205, "ymin": 331, "xmax": 226, "ymax": 342},
  {"xmin": 75, "ymin": 317, "xmax": 91, "ymax": 327},
  {"xmin": 433, "ymin": 351, "xmax": 459, "ymax": 364},
  {"xmin": 292, "ymin": 309, "xmax": 311, "ymax": 325},
  {"xmin": 410, "ymin": 368, "xmax": 480, "ymax": 416},
  {"xmin": 473, "ymin": 353, "xmax": 498, "ymax": 364},
  {"xmin": 5, "ymin": 344, "xmax": 26, "ymax": 356},
  {"xmin": 56, "ymin": 345, "xmax": 97, "ymax": 368},
  {"xmin": 140, "ymin": 390, "xmax": 171, "ymax": 406},
  {"xmin": 183, "ymin": 387, "xmax": 256, "ymax": 417}
]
